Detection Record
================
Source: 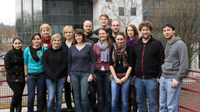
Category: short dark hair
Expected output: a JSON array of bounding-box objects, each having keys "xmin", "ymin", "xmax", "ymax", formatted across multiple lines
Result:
[
  {"xmin": 31, "ymin": 33, "xmax": 41, "ymax": 40},
  {"xmin": 115, "ymin": 32, "xmax": 125, "ymax": 38},
  {"xmin": 162, "ymin": 24, "xmax": 175, "ymax": 31},
  {"xmin": 73, "ymin": 29, "xmax": 86, "ymax": 44},
  {"xmin": 139, "ymin": 21, "xmax": 153, "ymax": 31}
]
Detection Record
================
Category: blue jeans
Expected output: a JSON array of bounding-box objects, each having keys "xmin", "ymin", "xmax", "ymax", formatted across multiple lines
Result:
[
  {"xmin": 111, "ymin": 75, "xmax": 131, "ymax": 112},
  {"xmin": 70, "ymin": 72, "xmax": 90, "ymax": 112},
  {"xmin": 96, "ymin": 70, "xmax": 111, "ymax": 112},
  {"xmin": 135, "ymin": 77, "xmax": 159, "ymax": 112},
  {"xmin": 27, "ymin": 74, "xmax": 45, "ymax": 112},
  {"xmin": 46, "ymin": 77, "xmax": 66, "ymax": 112},
  {"xmin": 159, "ymin": 76, "xmax": 183, "ymax": 112}
]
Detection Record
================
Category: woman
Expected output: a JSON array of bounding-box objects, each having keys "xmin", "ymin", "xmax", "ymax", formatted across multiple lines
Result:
[
  {"xmin": 125, "ymin": 24, "xmax": 139, "ymax": 112},
  {"xmin": 5, "ymin": 37, "xmax": 25, "ymax": 112},
  {"xmin": 93, "ymin": 28, "xmax": 113, "ymax": 112},
  {"xmin": 40, "ymin": 23, "xmax": 51, "ymax": 48},
  {"xmin": 125, "ymin": 24, "xmax": 139, "ymax": 48},
  {"xmin": 24, "ymin": 33, "xmax": 47, "ymax": 112},
  {"xmin": 43, "ymin": 34, "xmax": 67, "ymax": 112},
  {"xmin": 62, "ymin": 26, "xmax": 74, "ymax": 111},
  {"xmin": 67, "ymin": 29, "xmax": 95, "ymax": 112},
  {"xmin": 110, "ymin": 32, "xmax": 133, "ymax": 112},
  {"xmin": 40, "ymin": 23, "xmax": 51, "ymax": 112}
]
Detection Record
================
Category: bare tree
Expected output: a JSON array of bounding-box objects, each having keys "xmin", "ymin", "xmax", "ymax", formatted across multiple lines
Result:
[
  {"xmin": 94, "ymin": 0, "xmax": 154, "ymax": 30},
  {"xmin": 147, "ymin": 0, "xmax": 200, "ymax": 68}
]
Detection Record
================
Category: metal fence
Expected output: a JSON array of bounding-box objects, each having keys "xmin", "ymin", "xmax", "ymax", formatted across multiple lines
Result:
[{"xmin": 0, "ymin": 65, "xmax": 200, "ymax": 111}]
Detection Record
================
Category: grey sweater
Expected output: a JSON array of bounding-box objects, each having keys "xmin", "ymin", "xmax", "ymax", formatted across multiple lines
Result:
[{"xmin": 161, "ymin": 36, "xmax": 188, "ymax": 81}]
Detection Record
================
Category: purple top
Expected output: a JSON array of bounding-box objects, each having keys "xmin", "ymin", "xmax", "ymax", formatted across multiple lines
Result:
[{"xmin": 126, "ymin": 37, "xmax": 136, "ymax": 49}]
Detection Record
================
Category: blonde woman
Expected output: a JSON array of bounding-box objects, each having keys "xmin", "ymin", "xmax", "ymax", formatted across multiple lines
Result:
[
  {"xmin": 40, "ymin": 23, "xmax": 52, "ymax": 48},
  {"xmin": 62, "ymin": 26, "xmax": 74, "ymax": 111},
  {"xmin": 43, "ymin": 34, "xmax": 67, "ymax": 112}
]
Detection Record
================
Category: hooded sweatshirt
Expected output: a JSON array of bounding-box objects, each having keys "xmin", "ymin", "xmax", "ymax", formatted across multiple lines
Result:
[
  {"xmin": 161, "ymin": 36, "xmax": 188, "ymax": 81},
  {"xmin": 43, "ymin": 46, "xmax": 67, "ymax": 82}
]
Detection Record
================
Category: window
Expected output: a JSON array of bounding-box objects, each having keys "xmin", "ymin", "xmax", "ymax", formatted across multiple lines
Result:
[
  {"xmin": 131, "ymin": 8, "xmax": 136, "ymax": 16},
  {"xmin": 119, "ymin": 7, "xmax": 124, "ymax": 16}
]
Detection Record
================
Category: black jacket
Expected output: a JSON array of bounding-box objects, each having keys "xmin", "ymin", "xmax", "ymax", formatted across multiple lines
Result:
[
  {"xmin": 43, "ymin": 46, "xmax": 67, "ymax": 82},
  {"xmin": 4, "ymin": 49, "xmax": 24, "ymax": 82},
  {"xmin": 132, "ymin": 36, "xmax": 164, "ymax": 79}
]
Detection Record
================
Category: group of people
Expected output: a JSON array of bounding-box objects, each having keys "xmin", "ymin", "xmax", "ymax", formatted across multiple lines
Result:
[{"xmin": 4, "ymin": 13, "xmax": 188, "ymax": 112}]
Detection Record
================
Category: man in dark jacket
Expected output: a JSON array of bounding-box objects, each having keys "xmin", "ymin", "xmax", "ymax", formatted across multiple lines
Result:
[
  {"xmin": 83, "ymin": 20, "xmax": 98, "ymax": 112},
  {"xmin": 83, "ymin": 20, "xmax": 99, "ymax": 47},
  {"xmin": 159, "ymin": 24, "xmax": 188, "ymax": 112},
  {"xmin": 132, "ymin": 21, "xmax": 164, "ymax": 112}
]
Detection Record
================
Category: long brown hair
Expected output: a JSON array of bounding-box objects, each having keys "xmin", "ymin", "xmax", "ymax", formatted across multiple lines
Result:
[
  {"xmin": 98, "ymin": 28, "xmax": 113, "ymax": 50},
  {"xmin": 73, "ymin": 29, "xmax": 86, "ymax": 44},
  {"xmin": 125, "ymin": 24, "xmax": 139, "ymax": 42}
]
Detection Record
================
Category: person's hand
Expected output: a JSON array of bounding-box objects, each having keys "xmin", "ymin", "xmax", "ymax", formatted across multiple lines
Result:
[
  {"xmin": 14, "ymin": 79, "xmax": 19, "ymax": 82},
  {"xmin": 171, "ymin": 79, "xmax": 179, "ymax": 88},
  {"xmin": 121, "ymin": 77, "xmax": 128, "ymax": 83},
  {"xmin": 109, "ymin": 74, "xmax": 112, "ymax": 81},
  {"xmin": 25, "ymin": 77, "xmax": 27, "ymax": 83},
  {"xmin": 157, "ymin": 78, "xmax": 161, "ymax": 83},
  {"xmin": 67, "ymin": 75, "xmax": 71, "ymax": 83},
  {"xmin": 93, "ymin": 74, "xmax": 97, "ymax": 82},
  {"xmin": 114, "ymin": 77, "xmax": 121, "ymax": 84},
  {"xmin": 132, "ymin": 76, "xmax": 136, "ymax": 81},
  {"xmin": 88, "ymin": 74, "xmax": 93, "ymax": 82}
]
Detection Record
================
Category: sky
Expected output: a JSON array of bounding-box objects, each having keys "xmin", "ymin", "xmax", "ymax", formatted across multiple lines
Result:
[{"xmin": 0, "ymin": 0, "xmax": 15, "ymax": 25}]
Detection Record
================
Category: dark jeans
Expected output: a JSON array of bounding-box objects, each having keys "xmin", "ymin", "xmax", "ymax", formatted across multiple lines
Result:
[
  {"xmin": 27, "ymin": 74, "xmax": 46, "ymax": 112},
  {"xmin": 64, "ymin": 80, "xmax": 73, "ymax": 109},
  {"xmin": 7, "ymin": 81, "xmax": 25, "ymax": 101},
  {"xmin": 89, "ymin": 80, "xmax": 97, "ymax": 111},
  {"xmin": 95, "ymin": 70, "xmax": 111, "ymax": 112}
]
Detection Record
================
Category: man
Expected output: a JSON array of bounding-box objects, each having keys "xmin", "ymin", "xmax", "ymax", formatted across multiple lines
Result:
[
  {"xmin": 132, "ymin": 21, "xmax": 164, "ymax": 112},
  {"xmin": 83, "ymin": 20, "xmax": 99, "ymax": 47},
  {"xmin": 83, "ymin": 20, "xmax": 98, "ymax": 112},
  {"xmin": 110, "ymin": 20, "xmax": 121, "ymax": 43},
  {"xmin": 160, "ymin": 24, "xmax": 188, "ymax": 112},
  {"xmin": 94, "ymin": 14, "xmax": 112, "ymax": 36}
]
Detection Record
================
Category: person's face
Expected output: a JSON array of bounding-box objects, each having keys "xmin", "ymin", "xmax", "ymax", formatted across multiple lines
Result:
[
  {"xmin": 32, "ymin": 35, "xmax": 41, "ymax": 46},
  {"xmin": 83, "ymin": 22, "xmax": 92, "ymax": 33},
  {"xmin": 52, "ymin": 37, "xmax": 61, "ymax": 48},
  {"xmin": 140, "ymin": 26, "xmax": 151, "ymax": 39},
  {"xmin": 98, "ymin": 30, "xmax": 108, "ymax": 42},
  {"xmin": 75, "ymin": 34, "xmax": 83, "ymax": 43},
  {"xmin": 116, "ymin": 35, "xmax": 125, "ymax": 46},
  {"xmin": 41, "ymin": 28, "xmax": 50, "ymax": 38},
  {"xmin": 100, "ymin": 16, "xmax": 109, "ymax": 27},
  {"xmin": 127, "ymin": 26, "xmax": 134, "ymax": 38},
  {"xmin": 13, "ymin": 39, "xmax": 22, "ymax": 50},
  {"xmin": 163, "ymin": 26, "xmax": 175, "ymax": 40},
  {"xmin": 111, "ymin": 21, "xmax": 121, "ymax": 33},
  {"xmin": 64, "ymin": 30, "xmax": 73, "ymax": 40}
]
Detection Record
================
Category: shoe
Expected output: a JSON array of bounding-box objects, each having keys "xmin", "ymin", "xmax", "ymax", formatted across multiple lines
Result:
[
  {"xmin": 16, "ymin": 98, "xmax": 22, "ymax": 112},
  {"xmin": 10, "ymin": 98, "xmax": 17, "ymax": 112},
  {"xmin": 67, "ymin": 108, "xmax": 75, "ymax": 112}
]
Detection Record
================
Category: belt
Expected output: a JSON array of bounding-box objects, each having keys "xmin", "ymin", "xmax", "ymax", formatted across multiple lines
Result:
[{"xmin": 116, "ymin": 73, "xmax": 126, "ymax": 78}]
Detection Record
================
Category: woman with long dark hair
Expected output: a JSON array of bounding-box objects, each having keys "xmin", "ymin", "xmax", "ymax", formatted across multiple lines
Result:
[
  {"xmin": 67, "ymin": 29, "xmax": 95, "ymax": 112},
  {"xmin": 125, "ymin": 24, "xmax": 139, "ymax": 112},
  {"xmin": 24, "ymin": 33, "xmax": 47, "ymax": 112},
  {"xmin": 93, "ymin": 28, "xmax": 113, "ymax": 112},
  {"xmin": 110, "ymin": 32, "xmax": 133, "ymax": 112},
  {"xmin": 5, "ymin": 37, "xmax": 25, "ymax": 112}
]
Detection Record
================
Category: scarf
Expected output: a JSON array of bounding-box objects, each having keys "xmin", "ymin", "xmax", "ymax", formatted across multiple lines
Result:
[
  {"xmin": 97, "ymin": 40, "xmax": 109, "ymax": 62},
  {"xmin": 126, "ymin": 37, "xmax": 135, "ymax": 49},
  {"xmin": 112, "ymin": 43, "xmax": 128, "ymax": 67},
  {"xmin": 41, "ymin": 36, "xmax": 51, "ymax": 48}
]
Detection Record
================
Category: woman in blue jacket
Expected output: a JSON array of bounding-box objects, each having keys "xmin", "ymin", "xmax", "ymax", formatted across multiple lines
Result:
[{"xmin": 24, "ymin": 33, "xmax": 47, "ymax": 112}]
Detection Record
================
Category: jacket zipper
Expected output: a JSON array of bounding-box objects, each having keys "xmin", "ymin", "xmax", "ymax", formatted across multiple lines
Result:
[{"xmin": 141, "ymin": 44, "xmax": 146, "ymax": 78}]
